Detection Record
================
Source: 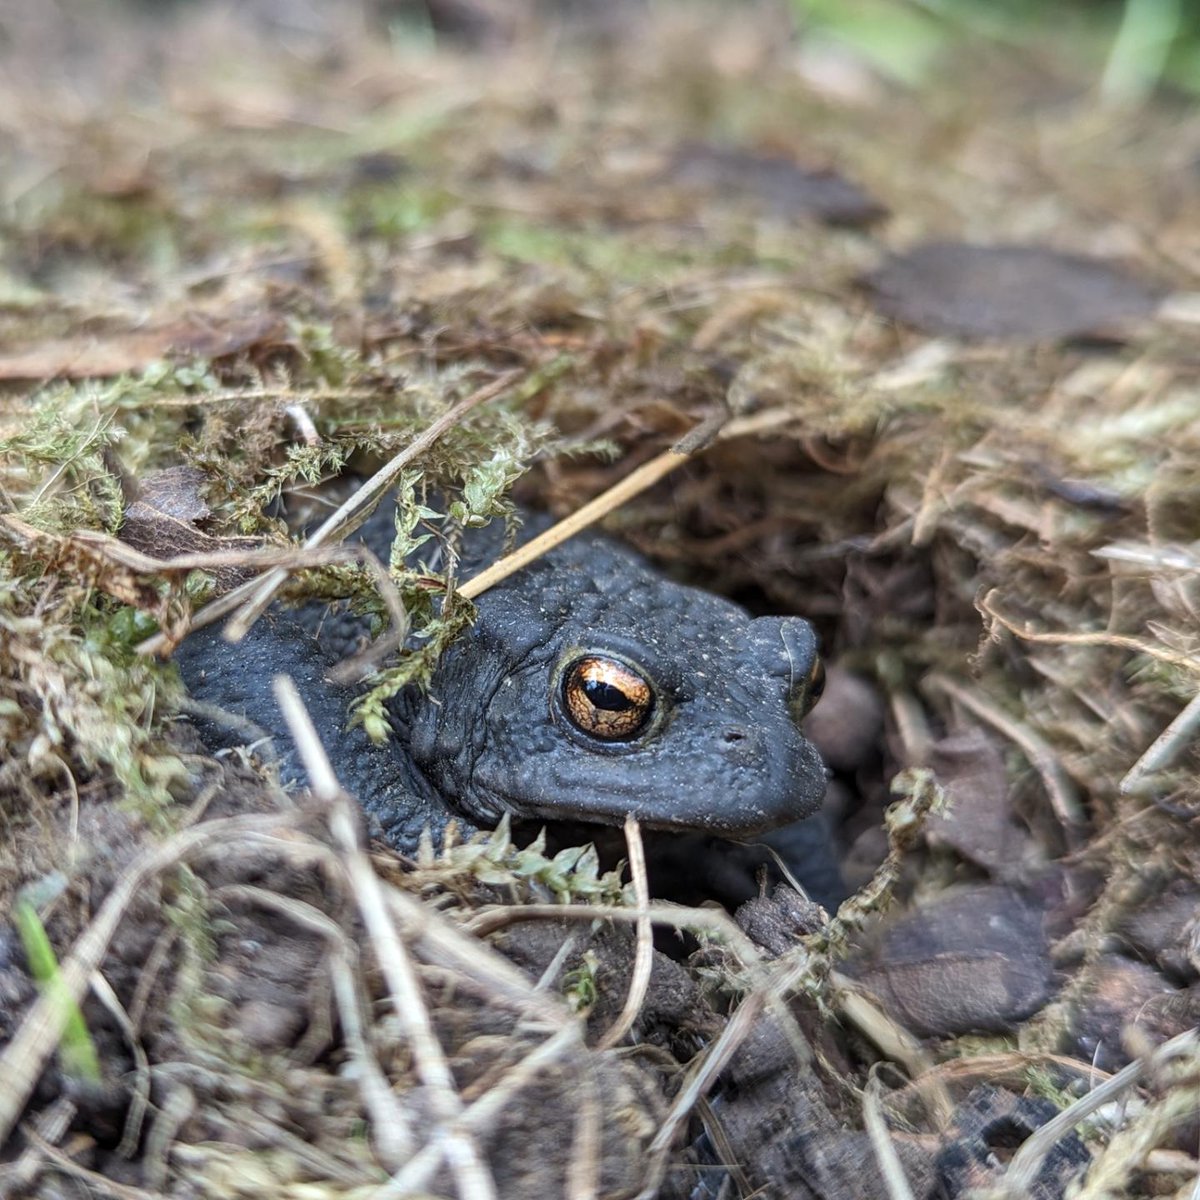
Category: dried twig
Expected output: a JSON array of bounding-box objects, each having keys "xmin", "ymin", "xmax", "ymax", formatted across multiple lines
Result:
[
  {"xmin": 831, "ymin": 971, "xmax": 952, "ymax": 1127},
  {"xmin": 460, "ymin": 406, "xmax": 799, "ymax": 601},
  {"xmin": 375, "ymin": 1024, "xmax": 586, "ymax": 1199},
  {"xmin": 981, "ymin": 589, "xmax": 1200, "ymax": 674},
  {"xmin": 997, "ymin": 1028, "xmax": 1198, "ymax": 1197},
  {"xmin": 135, "ymin": 369, "xmax": 521, "ymax": 657},
  {"xmin": 863, "ymin": 1069, "xmax": 917, "ymax": 1200},
  {"xmin": 212, "ymin": 883, "xmax": 414, "ymax": 1168},
  {"xmin": 141, "ymin": 1085, "xmax": 194, "ymax": 1192},
  {"xmin": 464, "ymin": 899, "xmax": 765, "ymax": 967},
  {"xmin": 383, "ymin": 886, "xmax": 569, "ymax": 1025},
  {"xmin": 225, "ymin": 371, "xmax": 522, "ymax": 641},
  {"xmin": 87, "ymin": 972, "xmax": 151, "ymax": 1160},
  {"xmin": 1, "ymin": 1099, "xmax": 75, "ymax": 1196},
  {"xmin": 120, "ymin": 538, "xmax": 403, "ymax": 658},
  {"xmin": 595, "ymin": 816, "xmax": 653, "ymax": 1051},
  {"xmin": 631, "ymin": 985, "xmax": 770, "ymax": 1200},
  {"xmin": 272, "ymin": 675, "xmax": 496, "ymax": 1200},
  {"xmin": 1119, "ymin": 689, "xmax": 1200, "ymax": 794},
  {"xmin": 565, "ymin": 1058, "xmax": 602, "ymax": 1200},
  {"xmin": 14, "ymin": 1126, "xmax": 163, "ymax": 1200}
]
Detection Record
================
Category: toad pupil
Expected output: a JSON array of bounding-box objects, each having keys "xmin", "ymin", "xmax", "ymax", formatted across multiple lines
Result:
[{"xmin": 583, "ymin": 678, "xmax": 634, "ymax": 711}]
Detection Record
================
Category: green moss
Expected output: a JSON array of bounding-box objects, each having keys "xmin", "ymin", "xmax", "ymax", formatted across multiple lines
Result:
[
  {"xmin": 0, "ymin": 407, "xmax": 124, "ymax": 534},
  {"xmin": 450, "ymin": 817, "xmax": 628, "ymax": 901},
  {"xmin": 481, "ymin": 217, "xmax": 705, "ymax": 283},
  {"xmin": 14, "ymin": 184, "xmax": 183, "ymax": 265},
  {"xmin": 0, "ymin": 568, "xmax": 186, "ymax": 827},
  {"xmin": 344, "ymin": 182, "xmax": 458, "ymax": 240}
]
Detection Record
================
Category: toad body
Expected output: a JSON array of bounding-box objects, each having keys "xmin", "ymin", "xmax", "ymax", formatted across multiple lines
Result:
[{"xmin": 174, "ymin": 509, "xmax": 830, "ymax": 881}]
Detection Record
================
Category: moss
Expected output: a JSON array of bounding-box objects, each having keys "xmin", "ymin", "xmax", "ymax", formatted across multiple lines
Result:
[
  {"xmin": 481, "ymin": 216, "xmax": 709, "ymax": 283},
  {"xmin": 3, "ymin": 2, "xmax": 1200, "ymax": 1191}
]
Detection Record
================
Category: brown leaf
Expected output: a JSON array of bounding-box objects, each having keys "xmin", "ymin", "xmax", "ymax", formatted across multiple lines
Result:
[
  {"xmin": 1068, "ymin": 955, "xmax": 1200, "ymax": 1070},
  {"xmin": 119, "ymin": 469, "xmax": 270, "ymax": 596},
  {"xmin": 862, "ymin": 241, "xmax": 1163, "ymax": 339},
  {"xmin": 133, "ymin": 465, "xmax": 212, "ymax": 523},
  {"xmin": 673, "ymin": 142, "xmax": 888, "ymax": 226},
  {"xmin": 0, "ymin": 314, "xmax": 283, "ymax": 381},
  {"xmin": 120, "ymin": 505, "xmax": 260, "ymax": 595},
  {"xmin": 846, "ymin": 885, "xmax": 1056, "ymax": 1036},
  {"xmin": 1117, "ymin": 877, "xmax": 1200, "ymax": 980},
  {"xmin": 924, "ymin": 727, "xmax": 1040, "ymax": 876}
]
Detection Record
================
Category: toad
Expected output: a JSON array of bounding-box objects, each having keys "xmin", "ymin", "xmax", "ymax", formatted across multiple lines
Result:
[{"xmin": 174, "ymin": 507, "xmax": 835, "ymax": 898}]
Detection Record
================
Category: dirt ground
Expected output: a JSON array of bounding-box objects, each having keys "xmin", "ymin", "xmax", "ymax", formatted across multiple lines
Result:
[{"xmin": 1, "ymin": 1, "xmax": 1199, "ymax": 1197}]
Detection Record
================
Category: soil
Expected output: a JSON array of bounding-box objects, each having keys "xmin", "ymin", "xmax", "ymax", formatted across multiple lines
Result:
[{"xmin": 2, "ymin": 2, "xmax": 1199, "ymax": 1198}]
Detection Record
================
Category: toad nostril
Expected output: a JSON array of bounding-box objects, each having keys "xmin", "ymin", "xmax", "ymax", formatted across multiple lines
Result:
[{"xmin": 722, "ymin": 727, "xmax": 748, "ymax": 745}]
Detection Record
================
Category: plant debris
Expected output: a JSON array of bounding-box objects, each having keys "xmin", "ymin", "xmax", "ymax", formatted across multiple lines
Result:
[
  {"xmin": 861, "ymin": 241, "xmax": 1165, "ymax": 340},
  {"xmin": 844, "ymin": 884, "xmax": 1058, "ymax": 1037},
  {"xmin": 1, "ymin": 2, "xmax": 1200, "ymax": 1198},
  {"xmin": 672, "ymin": 143, "xmax": 888, "ymax": 227}
]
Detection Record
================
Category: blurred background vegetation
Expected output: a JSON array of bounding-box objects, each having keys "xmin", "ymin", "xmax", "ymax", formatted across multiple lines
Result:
[
  {"xmin": 337, "ymin": 0, "xmax": 1200, "ymax": 102},
  {"xmin": 794, "ymin": 0, "xmax": 1197, "ymax": 100},
  {"xmin": 10, "ymin": 0, "xmax": 1197, "ymax": 104}
]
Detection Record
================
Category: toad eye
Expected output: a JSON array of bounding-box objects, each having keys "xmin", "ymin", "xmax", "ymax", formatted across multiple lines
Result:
[
  {"xmin": 793, "ymin": 655, "xmax": 825, "ymax": 720},
  {"xmin": 561, "ymin": 655, "xmax": 655, "ymax": 741}
]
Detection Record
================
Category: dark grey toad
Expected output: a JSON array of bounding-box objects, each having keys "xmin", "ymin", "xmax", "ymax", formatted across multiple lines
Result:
[{"xmin": 174, "ymin": 507, "xmax": 833, "ymax": 893}]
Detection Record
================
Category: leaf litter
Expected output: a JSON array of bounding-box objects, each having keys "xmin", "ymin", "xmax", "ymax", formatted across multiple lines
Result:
[{"xmin": 1, "ymin": 2, "xmax": 1199, "ymax": 1198}]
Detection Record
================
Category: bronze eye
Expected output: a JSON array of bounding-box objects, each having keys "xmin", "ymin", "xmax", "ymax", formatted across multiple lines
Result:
[
  {"xmin": 561, "ymin": 655, "xmax": 655, "ymax": 741},
  {"xmin": 794, "ymin": 656, "xmax": 826, "ymax": 720}
]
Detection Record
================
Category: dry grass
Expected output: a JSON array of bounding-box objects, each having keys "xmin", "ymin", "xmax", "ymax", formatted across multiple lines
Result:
[{"xmin": 1, "ymin": 2, "xmax": 1199, "ymax": 1197}]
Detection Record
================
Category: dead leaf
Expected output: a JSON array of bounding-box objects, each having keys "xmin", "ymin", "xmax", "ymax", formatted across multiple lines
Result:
[
  {"xmin": 1117, "ymin": 877, "xmax": 1200, "ymax": 981},
  {"xmin": 120, "ymin": 465, "xmax": 261, "ymax": 593},
  {"xmin": 132, "ymin": 465, "xmax": 212, "ymax": 522},
  {"xmin": 846, "ymin": 885, "xmax": 1056, "ymax": 1036},
  {"xmin": 924, "ymin": 727, "xmax": 1041, "ymax": 876},
  {"xmin": 862, "ymin": 241, "xmax": 1163, "ymax": 339},
  {"xmin": 0, "ymin": 314, "xmax": 284, "ymax": 381},
  {"xmin": 673, "ymin": 143, "xmax": 887, "ymax": 226},
  {"xmin": 1069, "ymin": 955, "xmax": 1200, "ymax": 1070}
]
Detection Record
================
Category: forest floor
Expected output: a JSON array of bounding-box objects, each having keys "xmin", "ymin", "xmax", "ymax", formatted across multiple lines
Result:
[{"xmin": 0, "ymin": 2, "xmax": 1198, "ymax": 1197}]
